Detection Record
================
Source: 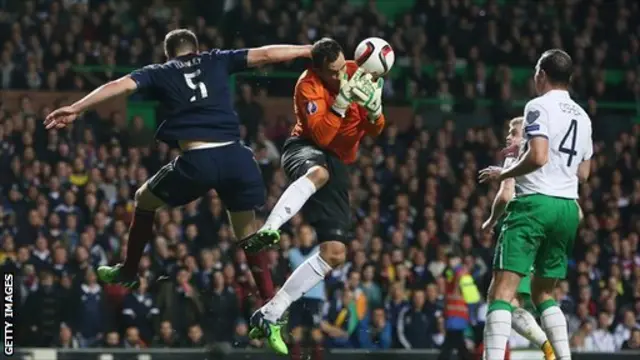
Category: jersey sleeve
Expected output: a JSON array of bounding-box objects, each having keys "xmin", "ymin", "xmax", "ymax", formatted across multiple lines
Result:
[
  {"xmin": 129, "ymin": 64, "xmax": 160, "ymax": 90},
  {"xmin": 296, "ymin": 80, "xmax": 342, "ymax": 147},
  {"xmin": 210, "ymin": 48, "xmax": 249, "ymax": 73},
  {"xmin": 523, "ymin": 100, "xmax": 550, "ymax": 140}
]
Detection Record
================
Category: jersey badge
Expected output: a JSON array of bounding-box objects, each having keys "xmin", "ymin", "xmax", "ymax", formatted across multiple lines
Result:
[
  {"xmin": 306, "ymin": 101, "xmax": 318, "ymax": 115},
  {"xmin": 526, "ymin": 110, "xmax": 540, "ymax": 124}
]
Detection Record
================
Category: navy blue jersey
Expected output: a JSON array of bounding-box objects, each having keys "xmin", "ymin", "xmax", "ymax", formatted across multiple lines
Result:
[{"xmin": 129, "ymin": 49, "xmax": 248, "ymax": 145}]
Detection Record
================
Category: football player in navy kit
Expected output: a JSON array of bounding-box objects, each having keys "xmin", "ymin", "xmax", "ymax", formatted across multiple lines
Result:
[{"xmin": 45, "ymin": 29, "xmax": 311, "ymax": 300}]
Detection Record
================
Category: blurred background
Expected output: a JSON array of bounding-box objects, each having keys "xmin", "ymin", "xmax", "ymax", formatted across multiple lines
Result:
[{"xmin": 0, "ymin": 0, "xmax": 639, "ymax": 359}]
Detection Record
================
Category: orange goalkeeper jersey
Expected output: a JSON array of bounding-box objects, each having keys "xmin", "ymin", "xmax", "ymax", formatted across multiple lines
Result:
[{"xmin": 291, "ymin": 61, "xmax": 385, "ymax": 164}]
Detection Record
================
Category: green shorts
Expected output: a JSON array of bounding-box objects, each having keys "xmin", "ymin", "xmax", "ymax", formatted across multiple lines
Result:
[
  {"xmin": 493, "ymin": 194, "xmax": 580, "ymax": 279},
  {"xmin": 516, "ymin": 274, "xmax": 531, "ymax": 295}
]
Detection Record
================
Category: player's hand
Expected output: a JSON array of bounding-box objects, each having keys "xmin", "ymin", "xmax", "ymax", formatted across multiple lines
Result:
[
  {"xmin": 44, "ymin": 106, "xmax": 80, "ymax": 130},
  {"xmin": 331, "ymin": 68, "xmax": 365, "ymax": 117},
  {"xmin": 353, "ymin": 74, "xmax": 383, "ymax": 122},
  {"xmin": 478, "ymin": 166, "xmax": 503, "ymax": 183},
  {"xmin": 481, "ymin": 218, "xmax": 496, "ymax": 234}
]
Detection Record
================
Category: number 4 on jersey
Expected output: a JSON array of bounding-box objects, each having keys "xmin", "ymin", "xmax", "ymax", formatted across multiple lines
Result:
[
  {"xmin": 559, "ymin": 119, "xmax": 578, "ymax": 166},
  {"xmin": 184, "ymin": 70, "xmax": 208, "ymax": 102}
]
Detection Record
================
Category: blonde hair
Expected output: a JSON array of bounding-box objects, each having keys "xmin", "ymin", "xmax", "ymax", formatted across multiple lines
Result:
[{"xmin": 509, "ymin": 116, "xmax": 524, "ymax": 128}]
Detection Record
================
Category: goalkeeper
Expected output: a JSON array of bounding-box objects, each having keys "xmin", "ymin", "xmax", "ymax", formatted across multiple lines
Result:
[{"xmin": 243, "ymin": 37, "xmax": 385, "ymax": 355}]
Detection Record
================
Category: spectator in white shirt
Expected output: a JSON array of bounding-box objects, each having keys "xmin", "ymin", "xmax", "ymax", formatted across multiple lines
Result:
[
  {"xmin": 613, "ymin": 309, "xmax": 640, "ymax": 350},
  {"xmin": 585, "ymin": 312, "xmax": 617, "ymax": 352}
]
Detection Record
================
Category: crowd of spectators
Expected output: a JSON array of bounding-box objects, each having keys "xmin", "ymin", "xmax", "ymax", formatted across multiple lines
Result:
[{"xmin": 1, "ymin": 0, "xmax": 640, "ymax": 353}]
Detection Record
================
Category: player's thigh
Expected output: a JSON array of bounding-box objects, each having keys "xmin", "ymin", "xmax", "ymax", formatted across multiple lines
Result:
[
  {"xmin": 216, "ymin": 143, "xmax": 266, "ymax": 212},
  {"xmin": 282, "ymin": 140, "xmax": 351, "ymax": 243},
  {"xmin": 535, "ymin": 197, "xmax": 580, "ymax": 279},
  {"xmin": 134, "ymin": 181, "xmax": 166, "ymax": 211},
  {"xmin": 305, "ymin": 156, "xmax": 351, "ymax": 243},
  {"xmin": 281, "ymin": 138, "xmax": 330, "ymax": 180},
  {"xmin": 493, "ymin": 197, "xmax": 545, "ymax": 276},
  {"xmin": 147, "ymin": 157, "xmax": 209, "ymax": 208}
]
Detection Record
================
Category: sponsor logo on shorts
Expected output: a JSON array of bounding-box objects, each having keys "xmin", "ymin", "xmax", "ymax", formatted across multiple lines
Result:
[{"xmin": 306, "ymin": 101, "xmax": 318, "ymax": 115}]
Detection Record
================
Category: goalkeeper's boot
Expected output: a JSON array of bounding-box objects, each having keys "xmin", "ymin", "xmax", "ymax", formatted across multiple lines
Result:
[
  {"xmin": 240, "ymin": 228, "xmax": 281, "ymax": 254},
  {"xmin": 249, "ymin": 310, "xmax": 288, "ymax": 355},
  {"xmin": 97, "ymin": 264, "xmax": 139, "ymax": 289},
  {"xmin": 541, "ymin": 340, "xmax": 556, "ymax": 360}
]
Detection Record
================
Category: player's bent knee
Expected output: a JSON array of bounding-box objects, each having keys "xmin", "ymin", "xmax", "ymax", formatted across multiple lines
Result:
[
  {"xmin": 319, "ymin": 241, "xmax": 346, "ymax": 268},
  {"xmin": 304, "ymin": 166, "xmax": 330, "ymax": 188},
  {"xmin": 134, "ymin": 183, "xmax": 165, "ymax": 211},
  {"xmin": 531, "ymin": 276, "xmax": 557, "ymax": 305},
  {"xmin": 490, "ymin": 271, "xmax": 521, "ymax": 302}
]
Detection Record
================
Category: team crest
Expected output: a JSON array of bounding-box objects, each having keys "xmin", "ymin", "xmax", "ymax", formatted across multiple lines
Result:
[
  {"xmin": 526, "ymin": 110, "xmax": 540, "ymax": 124},
  {"xmin": 306, "ymin": 101, "xmax": 318, "ymax": 115}
]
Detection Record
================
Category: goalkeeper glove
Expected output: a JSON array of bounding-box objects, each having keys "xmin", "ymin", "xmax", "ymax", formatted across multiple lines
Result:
[
  {"xmin": 331, "ymin": 68, "xmax": 365, "ymax": 117},
  {"xmin": 352, "ymin": 74, "xmax": 384, "ymax": 122}
]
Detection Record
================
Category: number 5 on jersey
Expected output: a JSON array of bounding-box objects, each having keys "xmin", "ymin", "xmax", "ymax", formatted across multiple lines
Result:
[
  {"xmin": 184, "ymin": 70, "xmax": 208, "ymax": 102},
  {"xmin": 558, "ymin": 119, "xmax": 578, "ymax": 166}
]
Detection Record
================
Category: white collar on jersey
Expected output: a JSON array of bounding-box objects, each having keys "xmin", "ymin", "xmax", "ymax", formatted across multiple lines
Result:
[{"xmin": 544, "ymin": 89, "xmax": 570, "ymax": 98}]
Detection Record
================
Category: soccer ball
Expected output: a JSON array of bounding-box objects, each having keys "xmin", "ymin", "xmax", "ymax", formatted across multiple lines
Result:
[{"xmin": 354, "ymin": 37, "xmax": 395, "ymax": 77}]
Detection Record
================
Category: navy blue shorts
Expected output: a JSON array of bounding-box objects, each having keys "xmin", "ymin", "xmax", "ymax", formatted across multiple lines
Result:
[
  {"xmin": 289, "ymin": 298, "xmax": 324, "ymax": 329},
  {"xmin": 147, "ymin": 142, "xmax": 265, "ymax": 211}
]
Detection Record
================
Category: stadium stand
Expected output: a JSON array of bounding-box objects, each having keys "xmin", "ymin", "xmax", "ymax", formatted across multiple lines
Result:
[{"xmin": 0, "ymin": 0, "xmax": 639, "ymax": 354}]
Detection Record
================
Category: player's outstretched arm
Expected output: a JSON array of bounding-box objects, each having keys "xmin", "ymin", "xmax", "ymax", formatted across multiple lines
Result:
[
  {"xmin": 483, "ymin": 177, "xmax": 515, "ymax": 232},
  {"xmin": 246, "ymin": 45, "xmax": 312, "ymax": 67},
  {"xmin": 44, "ymin": 76, "xmax": 138, "ymax": 129}
]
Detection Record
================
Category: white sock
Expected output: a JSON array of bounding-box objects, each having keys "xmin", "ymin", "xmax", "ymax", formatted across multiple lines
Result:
[
  {"xmin": 540, "ymin": 303, "xmax": 571, "ymax": 360},
  {"xmin": 262, "ymin": 175, "xmax": 317, "ymax": 231},
  {"xmin": 512, "ymin": 307, "xmax": 548, "ymax": 348},
  {"xmin": 484, "ymin": 303, "xmax": 512, "ymax": 360},
  {"xmin": 261, "ymin": 252, "xmax": 332, "ymax": 322}
]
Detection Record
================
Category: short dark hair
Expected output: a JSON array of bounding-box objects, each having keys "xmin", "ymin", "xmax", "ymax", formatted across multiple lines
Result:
[
  {"xmin": 539, "ymin": 49, "xmax": 573, "ymax": 86},
  {"xmin": 164, "ymin": 29, "xmax": 199, "ymax": 58},
  {"xmin": 311, "ymin": 37, "xmax": 343, "ymax": 69}
]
